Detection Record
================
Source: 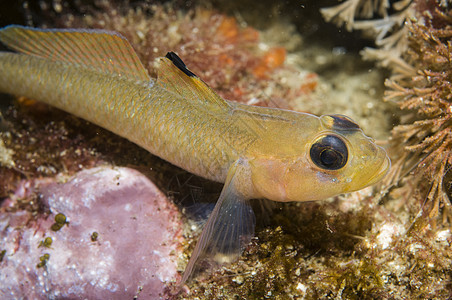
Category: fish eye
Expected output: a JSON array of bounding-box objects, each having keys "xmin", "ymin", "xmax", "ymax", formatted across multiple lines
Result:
[{"xmin": 310, "ymin": 135, "xmax": 348, "ymax": 170}]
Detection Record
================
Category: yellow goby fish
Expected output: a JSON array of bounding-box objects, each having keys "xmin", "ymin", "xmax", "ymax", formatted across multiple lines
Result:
[{"xmin": 0, "ymin": 26, "xmax": 390, "ymax": 283}]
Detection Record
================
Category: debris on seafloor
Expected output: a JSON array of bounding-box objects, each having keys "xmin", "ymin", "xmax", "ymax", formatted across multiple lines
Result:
[
  {"xmin": 0, "ymin": 166, "xmax": 183, "ymax": 299},
  {"xmin": 0, "ymin": 138, "xmax": 14, "ymax": 169}
]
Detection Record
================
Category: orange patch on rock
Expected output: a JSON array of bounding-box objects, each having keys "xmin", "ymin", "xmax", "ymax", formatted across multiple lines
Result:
[
  {"xmin": 216, "ymin": 16, "xmax": 239, "ymax": 42},
  {"xmin": 216, "ymin": 16, "xmax": 260, "ymax": 44},
  {"xmin": 299, "ymin": 73, "xmax": 318, "ymax": 94},
  {"xmin": 253, "ymin": 47, "xmax": 287, "ymax": 79},
  {"xmin": 263, "ymin": 47, "xmax": 286, "ymax": 69}
]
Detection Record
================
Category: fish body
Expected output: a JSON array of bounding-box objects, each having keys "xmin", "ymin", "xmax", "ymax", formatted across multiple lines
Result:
[
  {"xmin": 0, "ymin": 51, "xmax": 233, "ymax": 182},
  {"xmin": 0, "ymin": 26, "xmax": 390, "ymax": 282}
]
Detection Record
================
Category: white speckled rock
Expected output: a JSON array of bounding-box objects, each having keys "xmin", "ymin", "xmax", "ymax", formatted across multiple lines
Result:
[{"xmin": 0, "ymin": 166, "xmax": 183, "ymax": 299}]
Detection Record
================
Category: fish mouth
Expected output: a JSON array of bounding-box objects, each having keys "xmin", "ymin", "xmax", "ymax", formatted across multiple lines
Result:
[{"xmin": 366, "ymin": 152, "xmax": 391, "ymax": 186}]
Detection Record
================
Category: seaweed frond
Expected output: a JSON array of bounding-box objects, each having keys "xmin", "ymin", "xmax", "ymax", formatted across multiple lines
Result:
[
  {"xmin": 384, "ymin": 17, "xmax": 452, "ymax": 220},
  {"xmin": 321, "ymin": 0, "xmax": 416, "ymax": 77},
  {"xmin": 322, "ymin": 0, "xmax": 452, "ymax": 222}
]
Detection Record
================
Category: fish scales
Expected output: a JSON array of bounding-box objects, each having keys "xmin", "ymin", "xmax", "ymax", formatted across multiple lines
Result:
[
  {"xmin": 0, "ymin": 26, "xmax": 391, "ymax": 284},
  {"xmin": 0, "ymin": 52, "xmax": 255, "ymax": 182}
]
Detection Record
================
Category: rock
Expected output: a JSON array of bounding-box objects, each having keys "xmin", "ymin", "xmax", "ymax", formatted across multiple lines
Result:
[{"xmin": 0, "ymin": 166, "xmax": 183, "ymax": 299}]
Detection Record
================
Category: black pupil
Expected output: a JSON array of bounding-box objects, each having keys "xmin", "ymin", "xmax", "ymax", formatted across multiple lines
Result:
[
  {"xmin": 320, "ymin": 149, "xmax": 338, "ymax": 166},
  {"xmin": 310, "ymin": 135, "xmax": 348, "ymax": 170}
]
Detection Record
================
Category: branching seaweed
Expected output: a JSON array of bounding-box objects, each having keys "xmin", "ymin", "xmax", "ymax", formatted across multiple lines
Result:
[
  {"xmin": 384, "ymin": 17, "xmax": 452, "ymax": 220},
  {"xmin": 323, "ymin": 0, "xmax": 452, "ymax": 222},
  {"xmin": 321, "ymin": 0, "xmax": 416, "ymax": 78}
]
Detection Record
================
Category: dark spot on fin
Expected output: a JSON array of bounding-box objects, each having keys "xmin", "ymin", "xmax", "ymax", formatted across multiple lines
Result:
[
  {"xmin": 330, "ymin": 114, "xmax": 360, "ymax": 130},
  {"xmin": 165, "ymin": 52, "xmax": 197, "ymax": 78}
]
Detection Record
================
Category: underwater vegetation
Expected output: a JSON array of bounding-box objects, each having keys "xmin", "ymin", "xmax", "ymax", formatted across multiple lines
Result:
[
  {"xmin": 323, "ymin": 0, "xmax": 452, "ymax": 222},
  {"xmin": 320, "ymin": 0, "xmax": 452, "ymax": 298},
  {"xmin": 0, "ymin": 0, "xmax": 451, "ymax": 299},
  {"xmin": 321, "ymin": 0, "xmax": 415, "ymax": 74},
  {"xmin": 384, "ymin": 8, "xmax": 452, "ymax": 223},
  {"xmin": 387, "ymin": 23, "xmax": 452, "ymax": 227}
]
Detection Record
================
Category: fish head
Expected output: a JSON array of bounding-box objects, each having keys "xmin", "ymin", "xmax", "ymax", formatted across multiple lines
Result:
[{"xmin": 250, "ymin": 114, "xmax": 390, "ymax": 202}]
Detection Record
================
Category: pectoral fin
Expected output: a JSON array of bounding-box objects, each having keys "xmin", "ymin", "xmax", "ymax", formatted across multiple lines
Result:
[{"xmin": 181, "ymin": 160, "xmax": 256, "ymax": 284}]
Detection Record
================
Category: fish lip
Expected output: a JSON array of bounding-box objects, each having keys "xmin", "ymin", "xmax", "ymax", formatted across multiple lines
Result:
[{"xmin": 367, "ymin": 152, "xmax": 391, "ymax": 186}]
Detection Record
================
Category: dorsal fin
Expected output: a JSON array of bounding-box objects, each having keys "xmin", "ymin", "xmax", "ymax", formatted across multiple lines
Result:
[
  {"xmin": 157, "ymin": 52, "xmax": 230, "ymax": 111},
  {"xmin": 0, "ymin": 25, "xmax": 150, "ymax": 82}
]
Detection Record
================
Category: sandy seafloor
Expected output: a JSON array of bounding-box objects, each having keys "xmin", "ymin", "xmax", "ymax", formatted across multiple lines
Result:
[{"xmin": 0, "ymin": 0, "xmax": 451, "ymax": 299}]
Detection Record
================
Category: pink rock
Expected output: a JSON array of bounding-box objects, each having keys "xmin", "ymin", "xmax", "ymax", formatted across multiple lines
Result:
[{"xmin": 0, "ymin": 166, "xmax": 183, "ymax": 299}]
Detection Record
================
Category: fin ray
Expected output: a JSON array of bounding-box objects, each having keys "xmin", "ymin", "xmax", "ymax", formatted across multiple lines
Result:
[
  {"xmin": 157, "ymin": 52, "xmax": 231, "ymax": 112},
  {"xmin": 0, "ymin": 25, "xmax": 150, "ymax": 81},
  {"xmin": 181, "ymin": 159, "xmax": 255, "ymax": 284}
]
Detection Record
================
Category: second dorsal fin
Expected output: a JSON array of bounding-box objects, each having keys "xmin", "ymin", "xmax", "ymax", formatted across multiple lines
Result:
[
  {"xmin": 157, "ymin": 52, "xmax": 231, "ymax": 111},
  {"xmin": 0, "ymin": 25, "xmax": 150, "ymax": 82}
]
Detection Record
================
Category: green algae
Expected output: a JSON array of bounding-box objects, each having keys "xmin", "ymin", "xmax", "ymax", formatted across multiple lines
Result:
[
  {"xmin": 91, "ymin": 231, "xmax": 99, "ymax": 242},
  {"xmin": 54, "ymin": 213, "xmax": 67, "ymax": 224},
  {"xmin": 38, "ymin": 237, "xmax": 53, "ymax": 248},
  {"xmin": 36, "ymin": 253, "xmax": 50, "ymax": 269},
  {"xmin": 179, "ymin": 194, "xmax": 451, "ymax": 299},
  {"xmin": 51, "ymin": 213, "xmax": 69, "ymax": 231}
]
